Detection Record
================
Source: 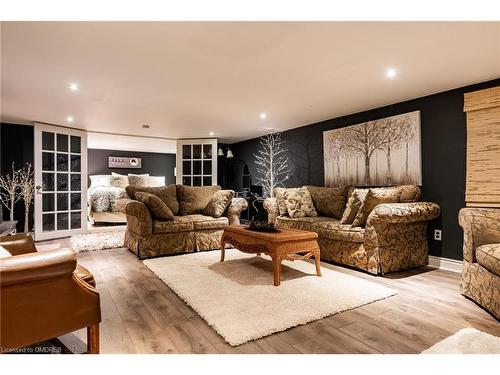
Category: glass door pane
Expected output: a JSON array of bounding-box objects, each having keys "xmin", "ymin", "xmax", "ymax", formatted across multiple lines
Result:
[
  {"xmin": 34, "ymin": 124, "xmax": 86, "ymax": 240},
  {"xmin": 177, "ymin": 139, "xmax": 216, "ymax": 186}
]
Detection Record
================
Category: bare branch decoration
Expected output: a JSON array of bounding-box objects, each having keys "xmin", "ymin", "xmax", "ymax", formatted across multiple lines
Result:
[
  {"xmin": 0, "ymin": 163, "xmax": 22, "ymax": 222},
  {"xmin": 253, "ymin": 131, "xmax": 291, "ymax": 198}
]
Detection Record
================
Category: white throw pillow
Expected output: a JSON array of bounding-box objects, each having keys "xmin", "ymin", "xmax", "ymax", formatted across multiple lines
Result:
[
  {"xmin": 0, "ymin": 245, "xmax": 12, "ymax": 259},
  {"xmin": 127, "ymin": 173, "xmax": 149, "ymax": 177},
  {"xmin": 148, "ymin": 176, "xmax": 165, "ymax": 187},
  {"xmin": 89, "ymin": 175, "xmax": 111, "ymax": 187}
]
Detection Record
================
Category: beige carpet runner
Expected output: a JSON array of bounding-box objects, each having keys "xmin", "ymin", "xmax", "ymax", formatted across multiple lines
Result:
[{"xmin": 144, "ymin": 249, "xmax": 396, "ymax": 346}]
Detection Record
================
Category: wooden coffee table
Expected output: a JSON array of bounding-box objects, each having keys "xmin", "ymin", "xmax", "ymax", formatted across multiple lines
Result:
[{"xmin": 220, "ymin": 225, "xmax": 321, "ymax": 286}]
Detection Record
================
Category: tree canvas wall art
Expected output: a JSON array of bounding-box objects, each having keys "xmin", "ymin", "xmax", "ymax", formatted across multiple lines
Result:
[{"xmin": 323, "ymin": 111, "xmax": 421, "ymax": 187}]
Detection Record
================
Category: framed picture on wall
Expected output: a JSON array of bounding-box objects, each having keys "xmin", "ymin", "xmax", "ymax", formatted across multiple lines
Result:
[
  {"xmin": 323, "ymin": 110, "xmax": 422, "ymax": 187},
  {"xmin": 108, "ymin": 156, "xmax": 142, "ymax": 169}
]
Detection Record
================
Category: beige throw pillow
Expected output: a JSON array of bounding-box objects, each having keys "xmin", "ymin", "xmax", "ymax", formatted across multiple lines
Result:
[
  {"xmin": 274, "ymin": 187, "xmax": 289, "ymax": 216},
  {"xmin": 284, "ymin": 187, "xmax": 318, "ymax": 218},
  {"xmin": 305, "ymin": 186, "xmax": 348, "ymax": 219},
  {"xmin": 203, "ymin": 190, "xmax": 235, "ymax": 218},
  {"xmin": 351, "ymin": 188, "xmax": 401, "ymax": 227},
  {"xmin": 126, "ymin": 184, "xmax": 179, "ymax": 215},
  {"xmin": 340, "ymin": 188, "xmax": 369, "ymax": 224},
  {"xmin": 177, "ymin": 185, "xmax": 221, "ymax": 215},
  {"xmin": 135, "ymin": 192, "xmax": 174, "ymax": 221}
]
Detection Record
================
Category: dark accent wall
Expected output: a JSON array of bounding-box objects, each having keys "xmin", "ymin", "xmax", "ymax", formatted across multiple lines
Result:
[
  {"xmin": 88, "ymin": 149, "xmax": 176, "ymax": 184},
  {"xmin": 225, "ymin": 78, "xmax": 500, "ymax": 261},
  {"xmin": 0, "ymin": 123, "xmax": 35, "ymax": 231}
]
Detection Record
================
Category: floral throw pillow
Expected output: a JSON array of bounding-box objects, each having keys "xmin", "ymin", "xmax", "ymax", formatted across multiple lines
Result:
[
  {"xmin": 203, "ymin": 190, "xmax": 235, "ymax": 218},
  {"xmin": 135, "ymin": 192, "xmax": 174, "ymax": 221},
  {"xmin": 284, "ymin": 187, "xmax": 318, "ymax": 218}
]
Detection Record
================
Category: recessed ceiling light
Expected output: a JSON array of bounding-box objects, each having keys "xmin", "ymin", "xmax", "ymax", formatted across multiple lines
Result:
[
  {"xmin": 68, "ymin": 83, "xmax": 79, "ymax": 91},
  {"xmin": 385, "ymin": 68, "xmax": 397, "ymax": 79},
  {"xmin": 66, "ymin": 116, "xmax": 74, "ymax": 123},
  {"xmin": 142, "ymin": 124, "xmax": 150, "ymax": 129},
  {"xmin": 209, "ymin": 131, "xmax": 215, "ymax": 136},
  {"xmin": 260, "ymin": 113, "xmax": 267, "ymax": 120}
]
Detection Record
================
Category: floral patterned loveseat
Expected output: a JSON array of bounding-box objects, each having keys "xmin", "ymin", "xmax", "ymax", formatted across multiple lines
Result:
[{"xmin": 263, "ymin": 185, "xmax": 440, "ymax": 275}]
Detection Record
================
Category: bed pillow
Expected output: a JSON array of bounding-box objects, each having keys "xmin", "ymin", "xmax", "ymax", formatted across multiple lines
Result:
[
  {"xmin": 177, "ymin": 185, "xmax": 221, "ymax": 215},
  {"xmin": 203, "ymin": 190, "xmax": 234, "ymax": 218},
  {"xmin": 128, "ymin": 174, "xmax": 150, "ymax": 187},
  {"xmin": 351, "ymin": 188, "xmax": 401, "ymax": 227},
  {"xmin": 340, "ymin": 188, "xmax": 369, "ymax": 224},
  {"xmin": 284, "ymin": 187, "xmax": 318, "ymax": 218},
  {"xmin": 110, "ymin": 174, "xmax": 129, "ymax": 188},
  {"xmin": 305, "ymin": 185, "xmax": 348, "ymax": 219},
  {"xmin": 148, "ymin": 176, "xmax": 166, "ymax": 187},
  {"xmin": 89, "ymin": 175, "xmax": 111, "ymax": 187},
  {"xmin": 135, "ymin": 192, "xmax": 174, "ymax": 221}
]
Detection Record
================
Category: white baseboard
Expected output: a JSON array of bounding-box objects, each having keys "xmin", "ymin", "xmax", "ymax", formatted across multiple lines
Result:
[{"xmin": 428, "ymin": 255, "xmax": 463, "ymax": 273}]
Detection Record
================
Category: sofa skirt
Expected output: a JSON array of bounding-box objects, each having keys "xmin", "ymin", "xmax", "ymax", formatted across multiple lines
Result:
[
  {"xmin": 125, "ymin": 228, "xmax": 225, "ymax": 259},
  {"xmin": 460, "ymin": 260, "xmax": 500, "ymax": 320}
]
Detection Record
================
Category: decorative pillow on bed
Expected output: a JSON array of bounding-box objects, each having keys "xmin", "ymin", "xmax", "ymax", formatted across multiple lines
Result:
[
  {"xmin": 203, "ymin": 190, "xmax": 234, "ymax": 218},
  {"xmin": 148, "ymin": 176, "xmax": 166, "ymax": 187},
  {"xmin": 135, "ymin": 192, "xmax": 174, "ymax": 221},
  {"xmin": 283, "ymin": 187, "xmax": 318, "ymax": 218},
  {"xmin": 351, "ymin": 188, "xmax": 401, "ymax": 227},
  {"xmin": 89, "ymin": 175, "xmax": 111, "ymax": 187},
  {"xmin": 110, "ymin": 174, "xmax": 129, "ymax": 188},
  {"xmin": 128, "ymin": 174, "xmax": 150, "ymax": 187}
]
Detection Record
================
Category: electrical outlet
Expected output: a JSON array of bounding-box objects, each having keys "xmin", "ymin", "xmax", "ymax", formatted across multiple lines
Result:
[{"xmin": 434, "ymin": 229, "xmax": 442, "ymax": 241}]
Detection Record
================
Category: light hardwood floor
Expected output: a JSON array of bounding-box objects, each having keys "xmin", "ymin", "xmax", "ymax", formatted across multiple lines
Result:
[{"xmin": 47, "ymin": 243, "xmax": 499, "ymax": 354}]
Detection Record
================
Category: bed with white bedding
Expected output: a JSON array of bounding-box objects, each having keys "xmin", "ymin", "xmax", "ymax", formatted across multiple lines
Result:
[{"xmin": 87, "ymin": 173, "xmax": 165, "ymax": 224}]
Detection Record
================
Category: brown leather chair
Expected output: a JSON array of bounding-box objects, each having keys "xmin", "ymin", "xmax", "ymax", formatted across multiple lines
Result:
[{"xmin": 0, "ymin": 234, "xmax": 101, "ymax": 353}]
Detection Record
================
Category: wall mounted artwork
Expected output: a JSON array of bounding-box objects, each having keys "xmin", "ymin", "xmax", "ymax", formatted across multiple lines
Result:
[{"xmin": 323, "ymin": 111, "xmax": 421, "ymax": 187}]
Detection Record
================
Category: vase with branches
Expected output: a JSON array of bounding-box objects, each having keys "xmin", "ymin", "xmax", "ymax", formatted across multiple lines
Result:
[{"xmin": 18, "ymin": 164, "xmax": 35, "ymax": 233}]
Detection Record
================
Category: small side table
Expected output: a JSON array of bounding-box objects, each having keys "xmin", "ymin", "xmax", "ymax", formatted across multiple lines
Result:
[{"xmin": 0, "ymin": 221, "xmax": 18, "ymax": 236}]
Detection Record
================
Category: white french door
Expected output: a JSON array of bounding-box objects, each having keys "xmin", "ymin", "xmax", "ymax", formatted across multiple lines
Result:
[
  {"xmin": 176, "ymin": 139, "xmax": 217, "ymax": 186},
  {"xmin": 34, "ymin": 123, "xmax": 88, "ymax": 240}
]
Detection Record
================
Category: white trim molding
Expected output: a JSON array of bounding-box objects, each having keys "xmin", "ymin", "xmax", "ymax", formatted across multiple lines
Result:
[{"xmin": 428, "ymin": 256, "xmax": 463, "ymax": 273}]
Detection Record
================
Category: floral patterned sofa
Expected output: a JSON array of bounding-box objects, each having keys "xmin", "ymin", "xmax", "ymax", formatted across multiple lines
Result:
[
  {"xmin": 263, "ymin": 185, "xmax": 440, "ymax": 275},
  {"xmin": 119, "ymin": 185, "xmax": 248, "ymax": 259},
  {"xmin": 459, "ymin": 208, "xmax": 500, "ymax": 319}
]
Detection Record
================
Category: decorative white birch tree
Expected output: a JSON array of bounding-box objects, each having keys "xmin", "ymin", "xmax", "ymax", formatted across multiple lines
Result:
[
  {"xmin": 0, "ymin": 163, "xmax": 22, "ymax": 221},
  {"xmin": 253, "ymin": 131, "xmax": 290, "ymax": 198},
  {"xmin": 18, "ymin": 164, "xmax": 35, "ymax": 233}
]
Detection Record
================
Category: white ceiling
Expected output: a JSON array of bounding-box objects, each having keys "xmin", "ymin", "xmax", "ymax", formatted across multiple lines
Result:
[{"xmin": 1, "ymin": 22, "xmax": 499, "ymax": 143}]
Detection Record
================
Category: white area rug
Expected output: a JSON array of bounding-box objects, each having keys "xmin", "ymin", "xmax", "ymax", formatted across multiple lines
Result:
[
  {"xmin": 144, "ymin": 249, "xmax": 397, "ymax": 346},
  {"xmin": 422, "ymin": 327, "xmax": 500, "ymax": 354},
  {"xmin": 70, "ymin": 228, "xmax": 125, "ymax": 252}
]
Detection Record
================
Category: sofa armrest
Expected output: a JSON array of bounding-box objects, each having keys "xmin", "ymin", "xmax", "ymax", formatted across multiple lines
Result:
[
  {"xmin": 124, "ymin": 200, "xmax": 153, "ymax": 236},
  {"xmin": 366, "ymin": 202, "xmax": 441, "ymax": 226},
  {"xmin": 263, "ymin": 198, "xmax": 278, "ymax": 224},
  {"xmin": 0, "ymin": 248, "xmax": 76, "ymax": 287},
  {"xmin": 225, "ymin": 198, "xmax": 248, "ymax": 225},
  {"xmin": 459, "ymin": 208, "xmax": 500, "ymax": 263}
]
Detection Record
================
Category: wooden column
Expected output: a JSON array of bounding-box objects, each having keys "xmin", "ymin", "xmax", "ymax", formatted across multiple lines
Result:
[{"xmin": 463, "ymin": 86, "xmax": 500, "ymax": 207}]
